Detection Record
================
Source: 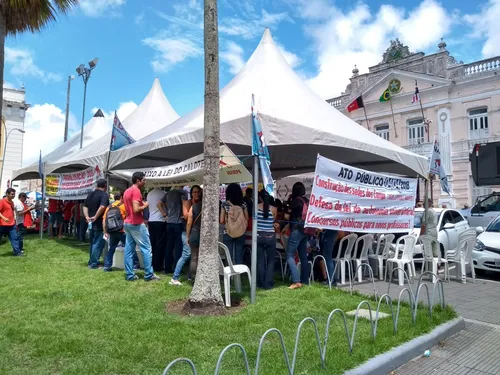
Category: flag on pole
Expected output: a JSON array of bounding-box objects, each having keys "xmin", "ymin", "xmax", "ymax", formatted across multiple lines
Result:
[
  {"xmin": 412, "ymin": 83, "xmax": 420, "ymax": 103},
  {"xmin": 347, "ymin": 95, "xmax": 364, "ymax": 112},
  {"xmin": 38, "ymin": 150, "xmax": 43, "ymax": 178},
  {"xmin": 379, "ymin": 88, "xmax": 391, "ymax": 102},
  {"xmin": 429, "ymin": 137, "xmax": 451, "ymax": 196},
  {"xmin": 110, "ymin": 112, "xmax": 135, "ymax": 151},
  {"xmin": 251, "ymin": 96, "xmax": 274, "ymax": 197}
]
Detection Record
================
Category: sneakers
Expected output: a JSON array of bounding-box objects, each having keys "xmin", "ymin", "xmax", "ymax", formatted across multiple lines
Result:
[
  {"xmin": 126, "ymin": 275, "xmax": 140, "ymax": 281},
  {"xmin": 103, "ymin": 267, "xmax": 112, "ymax": 272},
  {"xmin": 169, "ymin": 279, "xmax": 182, "ymax": 286},
  {"xmin": 288, "ymin": 283, "xmax": 303, "ymax": 290},
  {"xmin": 145, "ymin": 274, "xmax": 161, "ymax": 282}
]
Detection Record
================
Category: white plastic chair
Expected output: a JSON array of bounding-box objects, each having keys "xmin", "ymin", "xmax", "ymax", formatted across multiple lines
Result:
[
  {"xmin": 447, "ymin": 229, "xmax": 477, "ymax": 284},
  {"xmin": 385, "ymin": 235, "xmax": 417, "ymax": 286},
  {"xmin": 368, "ymin": 234, "xmax": 395, "ymax": 280},
  {"xmin": 415, "ymin": 235, "xmax": 449, "ymax": 283},
  {"xmin": 332, "ymin": 233, "xmax": 358, "ymax": 285},
  {"xmin": 218, "ymin": 242, "xmax": 252, "ymax": 307},
  {"xmin": 352, "ymin": 234, "xmax": 374, "ymax": 282}
]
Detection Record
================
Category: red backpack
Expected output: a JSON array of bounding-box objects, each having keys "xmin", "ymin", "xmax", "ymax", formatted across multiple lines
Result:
[{"xmin": 297, "ymin": 197, "xmax": 315, "ymax": 236}]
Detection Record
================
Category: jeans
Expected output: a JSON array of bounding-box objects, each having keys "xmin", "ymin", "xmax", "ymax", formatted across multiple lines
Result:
[
  {"xmin": 173, "ymin": 232, "xmax": 191, "ymax": 280},
  {"xmin": 88, "ymin": 228, "xmax": 105, "ymax": 268},
  {"xmin": 0, "ymin": 225, "xmax": 21, "ymax": 255},
  {"xmin": 321, "ymin": 230, "xmax": 339, "ymax": 284},
  {"xmin": 124, "ymin": 223, "xmax": 154, "ymax": 280},
  {"xmin": 190, "ymin": 245, "xmax": 199, "ymax": 278},
  {"xmin": 257, "ymin": 232, "xmax": 276, "ymax": 289},
  {"xmin": 149, "ymin": 221, "xmax": 167, "ymax": 271},
  {"xmin": 286, "ymin": 229, "xmax": 309, "ymax": 284},
  {"xmin": 165, "ymin": 223, "xmax": 183, "ymax": 273},
  {"xmin": 223, "ymin": 233, "xmax": 246, "ymax": 265},
  {"xmin": 17, "ymin": 224, "xmax": 26, "ymax": 251}
]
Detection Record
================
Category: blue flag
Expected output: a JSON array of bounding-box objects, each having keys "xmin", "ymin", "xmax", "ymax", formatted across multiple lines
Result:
[
  {"xmin": 38, "ymin": 150, "xmax": 43, "ymax": 178},
  {"xmin": 110, "ymin": 112, "xmax": 135, "ymax": 151},
  {"xmin": 251, "ymin": 98, "xmax": 274, "ymax": 197}
]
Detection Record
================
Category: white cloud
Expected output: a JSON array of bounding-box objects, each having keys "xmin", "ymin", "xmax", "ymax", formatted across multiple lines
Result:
[
  {"xmin": 3, "ymin": 82, "xmax": 14, "ymax": 89},
  {"xmin": 220, "ymin": 42, "xmax": 246, "ymax": 75},
  {"xmin": 5, "ymin": 47, "xmax": 62, "ymax": 83},
  {"xmin": 464, "ymin": 0, "xmax": 500, "ymax": 57},
  {"xmin": 276, "ymin": 43, "xmax": 302, "ymax": 68},
  {"xmin": 79, "ymin": 0, "xmax": 126, "ymax": 17},
  {"xmin": 142, "ymin": 35, "xmax": 202, "ymax": 73},
  {"xmin": 300, "ymin": 0, "xmax": 453, "ymax": 99},
  {"xmin": 134, "ymin": 12, "xmax": 145, "ymax": 25},
  {"xmin": 22, "ymin": 104, "xmax": 78, "ymax": 166},
  {"xmin": 219, "ymin": 10, "xmax": 293, "ymax": 40}
]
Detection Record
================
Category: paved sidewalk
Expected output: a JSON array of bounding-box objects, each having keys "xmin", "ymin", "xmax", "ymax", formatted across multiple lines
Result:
[{"xmin": 347, "ymin": 275, "xmax": 500, "ymax": 375}]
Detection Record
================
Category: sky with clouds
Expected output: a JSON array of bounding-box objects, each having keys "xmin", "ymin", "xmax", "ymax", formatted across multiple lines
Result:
[{"xmin": 4, "ymin": 0, "xmax": 498, "ymax": 166}]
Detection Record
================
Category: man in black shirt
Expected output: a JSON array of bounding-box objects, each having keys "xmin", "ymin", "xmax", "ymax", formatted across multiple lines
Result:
[{"xmin": 83, "ymin": 179, "xmax": 110, "ymax": 269}]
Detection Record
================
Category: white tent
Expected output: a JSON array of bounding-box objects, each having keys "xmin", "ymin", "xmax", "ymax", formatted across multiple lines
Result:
[
  {"xmin": 13, "ymin": 109, "xmax": 109, "ymax": 180},
  {"xmin": 112, "ymin": 145, "xmax": 251, "ymax": 187},
  {"xmin": 109, "ymin": 29, "xmax": 428, "ymax": 178},
  {"xmin": 37, "ymin": 78, "xmax": 179, "ymax": 175}
]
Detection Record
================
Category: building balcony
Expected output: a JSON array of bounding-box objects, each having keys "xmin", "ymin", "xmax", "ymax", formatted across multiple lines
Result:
[
  {"xmin": 326, "ymin": 94, "xmax": 349, "ymax": 109},
  {"xmin": 448, "ymin": 56, "xmax": 500, "ymax": 80},
  {"xmin": 452, "ymin": 136, "xmax": 500, "ymax": 159},
  {"xmin": 403, "ymin": 142, "xmax": 432, "ymax": 156}
]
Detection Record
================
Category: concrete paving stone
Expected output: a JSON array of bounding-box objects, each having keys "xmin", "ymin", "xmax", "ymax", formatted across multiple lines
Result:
[{"xmin": 349, "ymin": 278, "xmax": 500, "ymax": 375}]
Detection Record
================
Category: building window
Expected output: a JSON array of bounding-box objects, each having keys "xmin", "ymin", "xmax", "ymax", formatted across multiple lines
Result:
[
  {"xmin": 407, "ymin": 118, "xmax": 425, "ymax": 145},
  {"xmin": 19, "ymin": 107, "xmax": 25, "ymax": 118},
  {"xmin": 375, "ymin": 124, "xmax": 390, "ymax": 141},
  {"xmin": 6, "ymin": 105, "xmax": 12, "ymax": 116},
  {"xmin": 468, "ymin": 107, "xmax": 488, "ymax": 139}
]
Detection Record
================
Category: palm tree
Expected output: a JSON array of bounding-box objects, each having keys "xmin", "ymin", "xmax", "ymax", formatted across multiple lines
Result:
[
  {"xmin": 0, "ymin": 0, "xmax": 78, "ymax": 121},
  {"xmin": 187, "ymin": 0, "xmax": 225, "ymax": 311}
]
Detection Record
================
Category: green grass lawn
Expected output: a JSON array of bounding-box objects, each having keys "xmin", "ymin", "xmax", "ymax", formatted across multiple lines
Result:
[{"xmin": 0, "ymin": 235, "xmax": 456, "ymax": 375}]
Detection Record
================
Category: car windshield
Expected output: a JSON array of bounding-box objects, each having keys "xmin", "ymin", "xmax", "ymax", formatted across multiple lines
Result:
[
  {"xmin": 486, "ymin": 216, "xmax": 500, "ymax": 232},
  {"xmin": 414, "ymin": 210, "xmax": 440, "ymax": 228}
]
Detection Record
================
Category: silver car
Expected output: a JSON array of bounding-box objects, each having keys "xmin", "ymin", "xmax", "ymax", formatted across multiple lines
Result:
[{"xmin": 473, "ymin": 215, "xmax": 500, "ymax": 275}]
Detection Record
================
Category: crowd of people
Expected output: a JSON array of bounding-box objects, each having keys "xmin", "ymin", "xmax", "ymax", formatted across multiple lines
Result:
[{"xmin": 1, "ymin": 175, "xmax": 367, "ymax": 290}]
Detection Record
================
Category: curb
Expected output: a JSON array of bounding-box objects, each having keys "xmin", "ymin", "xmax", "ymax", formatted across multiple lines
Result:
[{"xmin": 344, "ymin": 317, "xmax": 465, "ymax": 375}]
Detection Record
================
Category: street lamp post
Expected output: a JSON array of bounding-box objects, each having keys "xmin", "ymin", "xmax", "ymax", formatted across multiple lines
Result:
[
  {"xmin": 63, "ymin": 75, "xmax": 75, "ymax": 143},
  {"xmin": 0, "ymin": 127, "xmax": 26, "ymax": 192},
  {"xmin": 76, "ymin": 58, "xmax": 98, "ymax": 149}
]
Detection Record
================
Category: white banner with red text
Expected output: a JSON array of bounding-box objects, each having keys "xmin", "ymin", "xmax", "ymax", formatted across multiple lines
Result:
[
  {"xmin": 305, "ymin": 155, "xmax": 417, "ymax": 233},
  {"xmin": 45, "ymin": 166, "xmax": 104, "ymax": 200},
  {"xmin": 111, "ymin": 145, "xmax": 251, "ymax": 188}
]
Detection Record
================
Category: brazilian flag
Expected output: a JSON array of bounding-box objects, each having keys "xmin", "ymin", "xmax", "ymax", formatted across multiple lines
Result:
[{"xmin": 379, "ymin": 88, "xmax": 391, "ymax": 102}]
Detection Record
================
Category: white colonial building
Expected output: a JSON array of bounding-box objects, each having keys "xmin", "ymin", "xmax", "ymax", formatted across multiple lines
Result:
[
  {"xmin": 1, "ymin": 87, "xmax": 28, "ymax": 193},
  {"xmin": 327, "ymin": 39, "xmax": 500, "ymax": 208}
]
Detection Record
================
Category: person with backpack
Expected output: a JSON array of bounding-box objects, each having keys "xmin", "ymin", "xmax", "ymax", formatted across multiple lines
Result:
[
  {"xmin": 257, "ymin": 190, "xmax": 277, "ymax": 290},
  {"xmin": 102, "ymin": 191, "xmax": 139, "ymax": 272},
  {"xmin": 285, "ymin": 182, "xmax": 313, "ymax": 289},
  {"xmin": 220, "ymin": 183, "xmax": 249, "ymax": 265}
]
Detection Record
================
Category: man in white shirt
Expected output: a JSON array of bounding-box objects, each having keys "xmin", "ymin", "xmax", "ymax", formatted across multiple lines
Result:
[
  {"xmin": 147, "ymin": 188, "xmax": 167, "ymax": 272},
  {"xmin": 14, "ymin": 193, "xmax": 35, "ymax": 253}
]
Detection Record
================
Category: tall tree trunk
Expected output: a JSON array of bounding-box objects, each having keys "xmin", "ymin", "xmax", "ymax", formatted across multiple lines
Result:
[{"xmin": 187, "ymin": 0, "xmax": 224, "ymax": 310}]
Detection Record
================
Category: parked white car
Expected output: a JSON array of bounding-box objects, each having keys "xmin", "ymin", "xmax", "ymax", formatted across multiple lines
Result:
[
  {"xmin": 461, "ymin": 192, "xmax": 500, "ymax": 229},
  {"xmin": 412, "ymin": 208, "xmax": 470, "ymax": 256},
  {"xmin": 473, "ymin": 215, "xmax": 500, "ymax": 275}
]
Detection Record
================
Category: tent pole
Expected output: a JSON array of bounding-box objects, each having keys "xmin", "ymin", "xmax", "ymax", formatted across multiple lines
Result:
[
  {"xmin": 250, "ymin": 155, "xmax": 259, "ymax": 304},
  {"xmin": 40, "ymin": 171, "xmax": 45, "ymax": 240}
]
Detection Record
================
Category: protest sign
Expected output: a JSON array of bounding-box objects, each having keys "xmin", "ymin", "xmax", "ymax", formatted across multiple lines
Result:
[
  {"xmin": 305, "ymin": 155, "xmax": 417, "ymax": 233},
  {"xmin": 45, "ymin": 166, "xmax": 103, "ymax": 200}
]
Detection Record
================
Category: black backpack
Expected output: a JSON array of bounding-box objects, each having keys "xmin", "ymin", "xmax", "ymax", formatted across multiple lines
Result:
[{"xmin": 105, "ymin": 203, "xmax": 124, "ymax": 233}]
